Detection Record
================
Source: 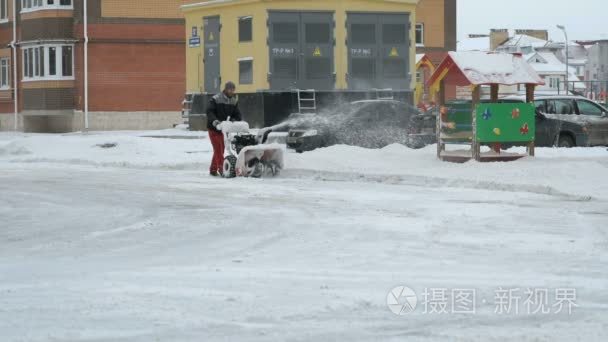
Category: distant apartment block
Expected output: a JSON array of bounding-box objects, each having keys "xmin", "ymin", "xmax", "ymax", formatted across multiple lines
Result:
[{"xmin": 0, "ymin": 0, "xmax": 186, "ymax": 132}]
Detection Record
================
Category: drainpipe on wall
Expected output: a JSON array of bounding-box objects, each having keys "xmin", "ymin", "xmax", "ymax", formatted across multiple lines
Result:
[
  {"xmin": 10, "ymin": 0, "xmax": 18, "ymax": 131},
  {"xmin": 83, "ymin": 0, "xmax": 89, "ymax": 131}
]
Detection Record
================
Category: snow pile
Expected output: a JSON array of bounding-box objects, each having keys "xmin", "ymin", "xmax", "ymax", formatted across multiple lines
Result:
[
  {"xmin": 0, "ymin": 140, "xmax": 31, "ymax": 156},
  {"xmin": 288, "ymin": 143, "xmax": 608, "ymax": 200},
  {"xmin": 1, "ymin": 129, "xmax": 607, "ymax": 200},
  {"xmin": 0, "ymin": 128, "xmax": 209, "ymax": 170}
]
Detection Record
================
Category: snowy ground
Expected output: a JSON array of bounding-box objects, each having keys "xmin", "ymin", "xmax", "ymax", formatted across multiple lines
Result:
[{"xmin": 1, "ymin": 127, "xmax": 607, "ymax": 341}]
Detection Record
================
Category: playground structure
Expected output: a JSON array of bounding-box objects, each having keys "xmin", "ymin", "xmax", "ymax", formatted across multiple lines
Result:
[
  {"xmin": 414, "ymin": 54, "xmax": 436, "ymax": 107},
  {"xmin": 427, "ymin": 51, "xmax": 545, "ymax": 163}
]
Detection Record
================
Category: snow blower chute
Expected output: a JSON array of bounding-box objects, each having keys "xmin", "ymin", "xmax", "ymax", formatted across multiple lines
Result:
[{"xmin": 220, "ymin": 120, "xmax": 284, "ymax": 178}]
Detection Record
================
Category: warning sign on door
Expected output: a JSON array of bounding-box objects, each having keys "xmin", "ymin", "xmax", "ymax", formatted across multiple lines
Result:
[
  {"xmin": 313, "ymin": 47, "xmax": 322, "ymax": 57},
  {"xmin": 389, "ymin": 47, "xmax": 399, "ymax": 57}
]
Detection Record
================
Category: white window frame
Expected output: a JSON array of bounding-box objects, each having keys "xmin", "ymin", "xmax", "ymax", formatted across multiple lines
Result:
[
  {"xmin": 548, "ymin": 76, "xmax": 563, "ymax": 90},
  {"xmin": 0, "ymin": 0, "xmax": 8, "ymax": 23},
  {"xmin": 21, "ymin": 0, "xmax": 73, "ymax": 14},
  {"xmin": 415, "ymin": 23, "xmax": 425, "ymax": 47},
  {"xmin": 0, "ymin": 57, "xmax": 10, "ymax": 89},
  {"xmin": 21, "ymin": 43, "xmax": 74, "ymax": 81}
]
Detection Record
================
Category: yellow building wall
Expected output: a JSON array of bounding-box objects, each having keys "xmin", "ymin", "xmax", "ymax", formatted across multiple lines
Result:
[{"xmin": 183, "ymin": 0, "xmax": 418, "ymax": 93}]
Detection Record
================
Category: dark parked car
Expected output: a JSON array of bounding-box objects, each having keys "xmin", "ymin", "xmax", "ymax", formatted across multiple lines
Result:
[
  {"xmin": 502, "ymin": 95, "xmax": 608, "ymax": 147},
  {"xmin": 286, "ymin": 100, "xmax": 421, "ymax": 152}
]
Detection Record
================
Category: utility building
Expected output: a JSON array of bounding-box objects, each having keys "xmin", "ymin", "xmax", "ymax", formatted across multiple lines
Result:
[{"xmin": 182, "ymin": 0, "xmax": 419, "ymax": 127}]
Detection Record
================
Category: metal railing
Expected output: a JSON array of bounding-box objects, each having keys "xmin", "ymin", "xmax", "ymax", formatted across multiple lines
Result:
[{"xmin": 557, "ymin": 80, "xmax": 608, "ymax": 107}]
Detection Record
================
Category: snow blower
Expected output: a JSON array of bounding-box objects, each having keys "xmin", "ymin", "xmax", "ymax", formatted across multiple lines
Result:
[{"xmin": 220, "ymin": 120, "xmax": 284, "ymax": 178}]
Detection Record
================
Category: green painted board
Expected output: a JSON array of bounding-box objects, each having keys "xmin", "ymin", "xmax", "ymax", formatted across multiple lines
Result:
[
  {"xmin": 446, "ymin": 102, "xmax": 473, "ymax": 132},
  {"xmin": 475, "ymin": 103, "xmax": 535, "ymax": 143}
]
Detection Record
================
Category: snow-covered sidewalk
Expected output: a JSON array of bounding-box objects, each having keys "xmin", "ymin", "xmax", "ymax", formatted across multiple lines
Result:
[
  {"xmin": 1, "ymin": 127, "xmax": 607, "ymax": 200},
  {"xmin": 1, "ymin": 129, "xmax": 607, "ymax": 341}
]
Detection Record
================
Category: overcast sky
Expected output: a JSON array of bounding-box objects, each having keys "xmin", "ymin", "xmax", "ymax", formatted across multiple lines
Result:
[{"xmin": 457, "ymin": 0, "xmax": 607, "ymax": 42}]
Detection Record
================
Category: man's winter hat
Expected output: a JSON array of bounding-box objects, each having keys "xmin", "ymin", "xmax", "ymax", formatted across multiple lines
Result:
[{"xmin": 224, "ymin": 81, "xmax": 236, "ymax": 90}]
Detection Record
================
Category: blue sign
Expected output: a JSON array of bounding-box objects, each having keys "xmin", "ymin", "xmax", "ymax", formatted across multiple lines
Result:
[{"xmin": 189, "ymin": 37, "xmax": 201, "ymax": 48}]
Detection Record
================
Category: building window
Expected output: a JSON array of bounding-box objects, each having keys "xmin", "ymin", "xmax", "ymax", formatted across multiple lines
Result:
[
  {"xmin": 238, "ymin": 16, "xmax": 252, "ymax": 42},
  {"xmin": 0, "ymin": 0, "xmax": 8, "ymax": 21},
  {"xmin": 549, "ymin": 77, "xmax": 562, "ymax": 89},
  {"xmin": 62, "ymin": 45, "xmax": 72, "ymax": 76},
  {"xmin": 49, "ymin": 46, "xmax": 56, "ymax": 75},
  {"xmin": 415, "ymin": 23, "xmax": 424, "ymax": 46},
  {"xmin": 239, "ymin": 59, "xmax": 253, "ymax": 84},
  {"xmin": 22, "ymin": 44, "xmax": 74, "ymax": 81},
  {"xmin": 0, "ymin": 58, "xmax": 9, "ymax": 89},
  {"xmin": 21, "ymin": 0, "xmax": 72, "ymax": 12}
]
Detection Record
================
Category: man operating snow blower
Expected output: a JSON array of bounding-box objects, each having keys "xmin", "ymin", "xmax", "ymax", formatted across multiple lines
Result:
[{"xmin": 206, "ymin": 81, "xmax": 242, "ymax": 176}]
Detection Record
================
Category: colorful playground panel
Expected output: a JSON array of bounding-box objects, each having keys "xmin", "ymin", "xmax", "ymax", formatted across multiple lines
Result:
[{"xmin": 475, "ymin": 103, "xmax": 535, "ymax": 143}]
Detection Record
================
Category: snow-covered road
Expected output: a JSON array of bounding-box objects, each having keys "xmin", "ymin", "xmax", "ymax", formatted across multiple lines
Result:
[{"xmin": 1, "ymin": 130, "xmax": 607, "ymax": 341}]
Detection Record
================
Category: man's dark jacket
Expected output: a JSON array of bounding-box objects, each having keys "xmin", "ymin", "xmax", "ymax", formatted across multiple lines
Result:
[{"xmin": 206, "ymin": 92, "xmax": 242, "ymax": 132}]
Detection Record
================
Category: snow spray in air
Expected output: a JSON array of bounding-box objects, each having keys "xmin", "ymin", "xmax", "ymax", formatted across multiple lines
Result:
[{"xmin": 269, "ymin": 99, "xmax": 414, "ymax": 149}]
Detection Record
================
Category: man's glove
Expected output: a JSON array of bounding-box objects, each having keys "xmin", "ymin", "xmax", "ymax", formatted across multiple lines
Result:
[{"xmin": 213, "ymin": 120, "xmax": 222, "ymax": 130}]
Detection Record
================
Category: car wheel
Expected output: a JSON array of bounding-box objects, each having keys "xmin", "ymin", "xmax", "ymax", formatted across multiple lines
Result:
[
  {"xmin": 295, "ymin": 149, "xmax": 304, "ymax": 154},
  {"xmin": 558, "ymin": 135, "xmax": 575, "ymax": 148}
]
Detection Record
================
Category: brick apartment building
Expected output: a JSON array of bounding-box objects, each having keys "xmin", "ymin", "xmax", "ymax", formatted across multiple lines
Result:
[
  {"xmin": 415, "ymin": 0, "xmax": 456, "ymax": 60},
  {"xmin": 415, "ymin": 0, "xmax": 457, "ymax": 101},
  {"xmin": 0, "ymin": 0, "xmax": 186, "ymax": 132}
]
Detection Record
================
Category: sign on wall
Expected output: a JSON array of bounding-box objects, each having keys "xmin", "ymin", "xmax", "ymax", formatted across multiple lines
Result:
[
  {"xmin": 189, "ymin": 26, "xmax": 201, "ymax": 48},
  {"xmin": 189, "ymin": 37, "xmax": 201, "ymax": 48}
]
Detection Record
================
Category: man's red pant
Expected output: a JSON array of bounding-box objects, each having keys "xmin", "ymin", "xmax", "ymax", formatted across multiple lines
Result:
[{"xmin": 208, "ymin": 129, "xmax": 225, "ymax": 174}]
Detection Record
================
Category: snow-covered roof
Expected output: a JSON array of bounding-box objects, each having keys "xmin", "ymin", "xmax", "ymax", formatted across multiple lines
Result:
[
  {"xmin": 526, "ymin": 52, "xmax": 584, "ymax": 79},
  {"xmin": 499, "ymin": 34, "xmax": 548, "ymax": 49},
  {"xmin": 527, "ymin": 52, "xmax": 566, "ymax": 73},
  {"xmin": 457, "ymin": 37, "xmax": 489, "ymax": 52},
  {"xmin": 429, "ymin": 51, "xmax": 544, "ymax": 86},
  {"xmin": 568, "ymin": 58, "xmax": 587, "ymax": 65},
  {"xmin": 524, "ymin": 52, "xmax": 585, "ymax": 89}
]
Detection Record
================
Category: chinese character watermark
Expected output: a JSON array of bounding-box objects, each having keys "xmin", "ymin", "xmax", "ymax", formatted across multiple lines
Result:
[{"xmin": 386, "ymin": 286, "xmax": 577, "ymax": 316}]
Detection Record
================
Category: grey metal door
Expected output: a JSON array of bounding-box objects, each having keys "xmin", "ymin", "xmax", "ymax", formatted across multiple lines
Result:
[
  {"xmin": 204, "ymin": 16, "xmax": 221, "ymax": 94},
  {"xmin": 347, "ymin": 13, "xmax": 410, "ymax": 90},
  {"xmin": 300, "ymin": 12, "xmax": 334, "ymax": 90},
  {"xmin": 379, "ymin": 14, "xmax": 410, "ymax": 90},
  {"xmin": 347, "ymin": 13, "xmax": 377, "ymax": 90},
  {"xmin": 268, "ymin": 11, "xmax": 335, "ymax": 90},
  {"xmin": 268, "ymin": 12, "xmax": 300, "ymax": 90}
]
